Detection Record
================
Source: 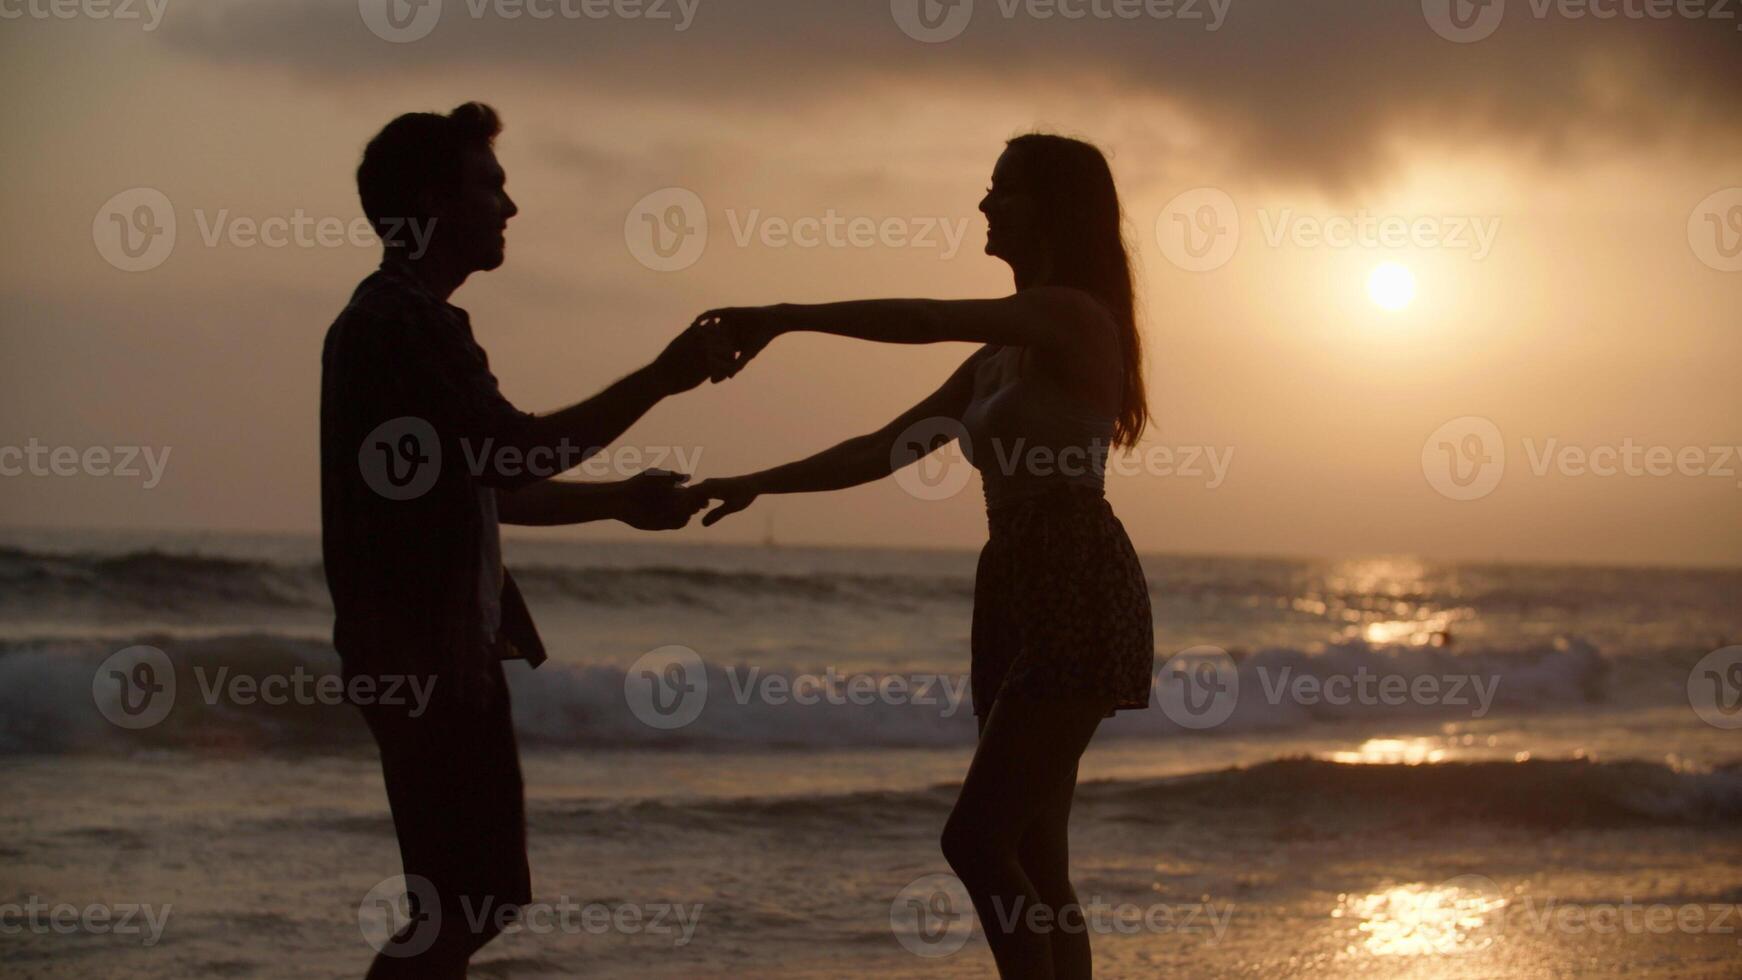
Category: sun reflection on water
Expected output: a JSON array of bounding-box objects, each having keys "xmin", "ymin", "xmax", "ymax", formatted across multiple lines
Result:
[
  {"xmin": 1333, "ymin": 878, "xmax": 1507, "ymax": 956},
  {"xmin": 1326, "ymin": 737, "xmax": 1447, "ymax": 766}
]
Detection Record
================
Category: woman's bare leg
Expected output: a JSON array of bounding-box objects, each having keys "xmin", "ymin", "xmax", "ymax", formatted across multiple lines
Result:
[
  {"xmin": 942, "ymin": 695, "xmax": 1109, "ymax": 979},
  {"xmin": 1017, "ymin": 759, "xmax": 1092, "ymax": 980}
]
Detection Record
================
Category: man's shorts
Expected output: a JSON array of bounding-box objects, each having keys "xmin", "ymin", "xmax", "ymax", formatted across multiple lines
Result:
[{"xmin": 359, "ymin": 658, "xmax": 531, "ymax": 930}]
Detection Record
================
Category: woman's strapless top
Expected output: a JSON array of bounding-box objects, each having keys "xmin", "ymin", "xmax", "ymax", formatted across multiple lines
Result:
[{"xmin": 959, "ymin": 347, "xmax": 1117, "ymax": 511}]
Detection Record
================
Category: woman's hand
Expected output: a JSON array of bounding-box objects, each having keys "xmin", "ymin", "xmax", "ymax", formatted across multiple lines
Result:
[
  {"xmin": 691, "ymin": 475, "xmax": 761, "ymax": 527},
  {"xmin": 692, "ymin": 305, "xmax": 786, "ymax": 379}
]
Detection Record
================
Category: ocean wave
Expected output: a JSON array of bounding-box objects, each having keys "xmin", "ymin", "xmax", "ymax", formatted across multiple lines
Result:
[
  {"xmin": 0, "ymin": 631, "xmax": 1713, "ymax": 756},
  {"xmin": 516, "ymin": 758, "xmax": 1742, "ymax": 834},
  {"xmin": 0, "ymin": 545, "xmax": 329, "ymax": 611},
  {"xmin": 510, "ymin": 562, "xmax": 974, "ymax": 610},
  {"xmin": 1090, "ymin": 756, "xmax": 1742, "ymax": 829},
  {"xmin": 8, "ymin": 544, "xmax": 1734, "ymax": 630},
  {"xmin": 245, "ymin": 757, "xmax": 1742, "ymax": 840},
  {"xmin": 0, "ymin": 545, "xmax": 976, "ymax": 615}
]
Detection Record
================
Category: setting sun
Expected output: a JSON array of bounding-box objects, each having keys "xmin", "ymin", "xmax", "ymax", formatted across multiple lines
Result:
[{"xmin": 1367, "ymin": 262, "xmax": 1418, "ymax": 311}]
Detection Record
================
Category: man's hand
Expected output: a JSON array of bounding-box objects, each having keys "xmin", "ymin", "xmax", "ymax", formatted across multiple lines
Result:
[
  {"xmin": 690, "ymin": 306, "xmax": 784, "ymax": 381},
  {"xmin": 691, "ymin": 475, "xmax": 762, "ymax": 527},
  {"xmin": 651, "ymin": 320, "xmax": 740, "ymax": 395},
  {"xmin": 618, "ymin": 469, "xmax": 708, "ymax": 531}
]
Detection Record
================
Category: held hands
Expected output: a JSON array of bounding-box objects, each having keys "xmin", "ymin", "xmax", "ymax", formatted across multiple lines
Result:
[
  {"xmin": 642, "ymin": 304, "xmax": 781, "ymax": 528},
  {"xmin": 652, "ymin": 319, "xmax": 737, "ymax": 395},
  {"xmin": 691, "ymin": 306, "xmax": 784, "ymax": 377},
  {"xmin": 653, "ymin": 304, "xmax": 786, "ymax": 394},
  {"xmin": 618, "ymin": 469, "xmax": 709, "ymax": 531},
  {"xmin": 618, "ymin": 470, "xmax": 761, "ymax": 530}
]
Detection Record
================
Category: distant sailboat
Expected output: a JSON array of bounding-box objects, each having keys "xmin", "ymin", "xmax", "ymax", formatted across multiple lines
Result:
[{"xmin": 762, "ymin": 512, "xmax": 778, "ymax": 549}]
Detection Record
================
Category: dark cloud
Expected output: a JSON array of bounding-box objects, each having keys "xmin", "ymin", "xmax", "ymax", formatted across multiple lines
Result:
[{"xmin": 160, "ymin": 0, "xmax": 1742, "ymax": 185}]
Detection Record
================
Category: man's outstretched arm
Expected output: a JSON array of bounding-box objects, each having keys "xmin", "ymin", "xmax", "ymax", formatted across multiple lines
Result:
[
  {"xmin": 498, "ymin": 469, "xmax": 703, "ymax": 530},
  {"xmin": 460, "ymin": 322, "xmax": 732, "ymax": 492}
]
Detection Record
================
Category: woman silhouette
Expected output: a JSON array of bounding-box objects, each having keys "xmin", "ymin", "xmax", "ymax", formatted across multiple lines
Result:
[{"xmin": 693, "ymin": 134, "xmax": 1154, "ymax": 980}]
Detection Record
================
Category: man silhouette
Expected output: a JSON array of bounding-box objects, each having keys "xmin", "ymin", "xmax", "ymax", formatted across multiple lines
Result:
[{"xmin": 320, "ymin": 102, "xmax": 730, "ymax": 978}]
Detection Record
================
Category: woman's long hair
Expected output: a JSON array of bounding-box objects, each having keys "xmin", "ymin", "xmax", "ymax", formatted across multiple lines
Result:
[{"xmin": 1005, "ymin": 133, "xmax": 1149, "ymax": 449}]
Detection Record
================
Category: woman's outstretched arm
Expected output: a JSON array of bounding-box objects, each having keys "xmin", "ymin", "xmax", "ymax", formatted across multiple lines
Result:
[
  {"xmin": 692, "ymin": 347, "xmax": 992, "ymax": 526},
  {"xmin": 700, "ymin": 288, "xmax": 1114, "ymax": 373}
]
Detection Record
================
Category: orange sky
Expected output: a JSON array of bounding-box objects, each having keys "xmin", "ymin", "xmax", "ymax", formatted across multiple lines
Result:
[{"xmin": 1, "ymin": 0, "xmax": 1738, "ymax": 565}]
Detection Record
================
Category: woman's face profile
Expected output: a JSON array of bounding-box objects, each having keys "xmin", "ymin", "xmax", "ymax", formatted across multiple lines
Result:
[{"xmin": 979, "ymin": 148, "xmax": 1040, "ymax": 265}]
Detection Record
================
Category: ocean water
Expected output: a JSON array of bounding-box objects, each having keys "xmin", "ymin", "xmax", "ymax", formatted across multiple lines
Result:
[{"xmin": 2, "ymin": 528, "xmax": 1740, "ymax": 978}]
